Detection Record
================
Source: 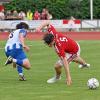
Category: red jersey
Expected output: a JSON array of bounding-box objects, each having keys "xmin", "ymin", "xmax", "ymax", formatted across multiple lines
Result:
[
  {"xmin": 54, "ymin": 33, "xmax": 79, "ymax": 58},
  {"xmin": 47, "ymin": 24, "xmax": 58, "ymax": 36},
  {"xmin": 47, "ymin": 24, "xmax": 79, "ymax": 58}
]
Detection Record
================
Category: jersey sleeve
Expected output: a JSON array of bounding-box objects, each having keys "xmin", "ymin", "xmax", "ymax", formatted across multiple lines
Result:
[
  {"xmin": 58, "ymin": 49, "xmax": 66, "ymax": 58},
  {"xmin": 55, "ymin": 45, "xmax": 66, "ymax": 58},
  {"xmin": 19, "ymin": 29, "xmax": 27, "ymax": 37},
  {"xmin": 48, "ymin": 25, "xmax": 58, "ymax": 36}
]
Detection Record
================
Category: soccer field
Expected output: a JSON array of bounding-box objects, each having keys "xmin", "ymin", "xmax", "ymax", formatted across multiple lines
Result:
[{"xmin": 0, "ymin": 40, "xmax": 100, "ymax": 100}]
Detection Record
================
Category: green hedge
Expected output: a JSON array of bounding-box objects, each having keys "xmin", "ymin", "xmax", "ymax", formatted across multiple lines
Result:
[{"xmin": 3, "ymin": 0, "xmax": 100, "ymax": 19}]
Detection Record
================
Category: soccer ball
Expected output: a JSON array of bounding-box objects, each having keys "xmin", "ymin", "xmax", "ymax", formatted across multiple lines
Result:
[{"xmin": 87, "ymin": 78, "xmax": 99, "ymax": 89}]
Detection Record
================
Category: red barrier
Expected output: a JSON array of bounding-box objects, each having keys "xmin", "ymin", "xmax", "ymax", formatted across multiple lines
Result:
[{"xmin": 63, "ymin": 20, "xmax": 81, "ymax": 24}]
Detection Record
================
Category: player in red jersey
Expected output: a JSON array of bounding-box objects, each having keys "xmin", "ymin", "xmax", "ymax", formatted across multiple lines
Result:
[
  {"xmin": 36, "ymin": 21, "xmax": 90, "ymax": 86},
  {"xmin": 43, "ymin": 33, "xmax": 90, "ymax": 86}
]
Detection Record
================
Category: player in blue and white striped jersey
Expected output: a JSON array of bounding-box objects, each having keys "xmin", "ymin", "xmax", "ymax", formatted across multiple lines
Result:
[{"xmin": 5, "ymin": 22, "xmax": 31, "ymax": 81}]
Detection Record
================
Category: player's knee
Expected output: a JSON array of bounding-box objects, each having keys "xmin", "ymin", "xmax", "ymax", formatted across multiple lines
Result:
[
  {"xmin": 26, "ymin": 66, "xmax": 31, "ymax": 70},
  {"xmin": 23, "ymin": 61, "xmax": 31, "ymax": 70},
  {"xmin": 24, "ymin": 64, "xmax": 31, "ymax": 70},
  {"xmin": 26, "ymin": 63, "xmax": 31, "ymax": 69}
]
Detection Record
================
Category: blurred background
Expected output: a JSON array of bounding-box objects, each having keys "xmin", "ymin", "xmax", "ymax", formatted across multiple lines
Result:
[{"xmin": 0, "ymin": 0, "xmax": 100, "ymax": 32}]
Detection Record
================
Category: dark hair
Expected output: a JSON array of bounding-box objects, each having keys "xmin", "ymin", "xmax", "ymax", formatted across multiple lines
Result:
[
  {"xmin": 16, "ymin": 22, "xmax": 29, "ymax": 29},
  {"xmin": 43, "ymin": 33, "xmax": 54, "ymax": 45}
]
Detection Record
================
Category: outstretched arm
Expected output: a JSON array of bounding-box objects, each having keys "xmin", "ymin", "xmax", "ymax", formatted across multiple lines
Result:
[
  {"xmin": 36, "ymin": 20, "xmax": 51, "ymax": 32},
  {"xmin": 62, "ymin": 57, "xmax": 72, "ymax": 86},
  {"xmin": 19, "ymin": 34, "xmax": 30, "ymax": 52}
]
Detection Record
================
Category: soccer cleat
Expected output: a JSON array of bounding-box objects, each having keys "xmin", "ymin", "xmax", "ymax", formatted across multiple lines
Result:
[
  {"xmin": 19, "ymin": 75, "xmax": 26, "ymax": 81},
  {"xmin": 79, "ymin": 63, "xmax": 90, "ymax": 69},
  {"xmin": 5, "ymin": 56, "xmax": 13, "ymax": 66},
  {"xmin": 47, "ymin": 76, "xmax": 61, "ymax": 83}
]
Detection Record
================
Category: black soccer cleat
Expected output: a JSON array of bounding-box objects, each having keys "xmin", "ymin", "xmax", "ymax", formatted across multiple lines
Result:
[{"xmin": 5, "ymin": 56, "xmax": 13, "ymax": 66}]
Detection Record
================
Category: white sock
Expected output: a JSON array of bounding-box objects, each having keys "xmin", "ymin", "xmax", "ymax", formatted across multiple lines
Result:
[
  {"xmin": 19, "ymin": 73, "xmax": 23, "ymax": 76},
  {"xmin": 13, "ymin": 59, "xmax": 17, "ymax": 63}
]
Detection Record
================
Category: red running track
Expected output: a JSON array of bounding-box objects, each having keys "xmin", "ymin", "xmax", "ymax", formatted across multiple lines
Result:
[{"xmin": 0, "ymin": 32, "xmax": 100, "ymax": 41}]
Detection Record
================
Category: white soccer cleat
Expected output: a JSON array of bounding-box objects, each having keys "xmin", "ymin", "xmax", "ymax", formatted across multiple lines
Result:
[
  {"xmin": 79, "ymin": 63, "xmax": 90, "ymax": 68},
  {"xmin": 47, "ymin": 76, "xmax": 61, "ymax": 84}
]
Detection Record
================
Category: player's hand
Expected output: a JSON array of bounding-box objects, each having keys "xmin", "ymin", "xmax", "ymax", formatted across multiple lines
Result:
[
  {"xmin": 66, "ymin": 76, "xmax": 72, "ymax": 86},
  {"xmin": 23, "ymin": 45, "xmax": 30, "ymax": 52}
]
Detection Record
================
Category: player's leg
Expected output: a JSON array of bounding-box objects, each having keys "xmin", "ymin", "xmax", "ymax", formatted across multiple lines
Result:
[
  {"xmin": 12, "ymin": 62, "xmax": 16, "ymax": 68},
  {"xmin": 5, "ymin": 45, "xmax": 31, "ymax": 81},
  {"xmin": 47, "ymin": 60, "xmax": 62, "ymax": 83},
  {"xmin": 14, "ymin": 50, "xmax": 30, "ymax": 80},
  {"xmin": 72, "ymin": 42, "xmax": 90, "ymax": 68},
  {"xmin": 5, "ymin": 48, "xmax": 25, "ymax": 80},
  {"xmin": 17, "ymin": 66, "xmax": 26, "ymax": 81},
  {"xmin": 54, "ymin": 61, "xmax": 62, "ymax": 79},
  {"xmin": 22, "ymin": 58, "xmax": 31, "ymax": 69},
  {"xmin": 11, "ymin": 58, "xmax": 31, "ymax": 69},
  {"xmin": 5, "ymin": 49, "xmax": 31, "ymax": 70},
  {"xmin": 73, "ymin": 55, "xmax": 87, "ymax": 64},
  {"xmin": 73, "ymin": 56, "xmax": 90, "ymax": 68},
  {"xmin": 5, "ymin": 56, "xmax": 31, "ymax": 69},
  {"xmin": 47, "ymin": 53, "xmax": 74, "ymax": 83}
]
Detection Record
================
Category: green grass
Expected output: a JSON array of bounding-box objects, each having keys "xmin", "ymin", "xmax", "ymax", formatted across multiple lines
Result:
[{"xmin": 0, "ymin": 40, "xmax": 100, "ymax": 100}]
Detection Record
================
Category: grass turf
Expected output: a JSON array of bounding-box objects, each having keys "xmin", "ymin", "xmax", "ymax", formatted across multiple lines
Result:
[{"xmin": 0, "ymin": 40, "xmax": 100, "ymax": 100}]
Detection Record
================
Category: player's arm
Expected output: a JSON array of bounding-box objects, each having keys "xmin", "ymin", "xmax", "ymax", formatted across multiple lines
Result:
[
  {"xmin": 36, "ymin": 20, "xmax": 51, "ymax": 32},
  {"xmin": 61, "ymin": 57, "xmax": 72, "ymax": 86},
  {"xmin": 19, "ymin": 34, "xmax": 30, "ymax": 52}
]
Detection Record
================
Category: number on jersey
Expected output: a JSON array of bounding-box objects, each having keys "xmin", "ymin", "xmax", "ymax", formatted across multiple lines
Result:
[
  {"xmin": 9, "ymin": 32, "xmax": 14, "ymax": 39},
  {"xmin": 60, "ymin": 37, "xmax": 68, "ymax": 42}
]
